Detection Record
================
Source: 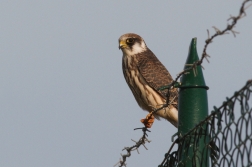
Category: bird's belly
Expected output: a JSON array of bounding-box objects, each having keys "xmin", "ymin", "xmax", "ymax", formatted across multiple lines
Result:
[
  {"xmin": 123, "ymin": 59, "xmax": 178, "ymax": 126},
  {"xmin": 128, "ymin": 69, "xmax": 165, "ymax": 111}
]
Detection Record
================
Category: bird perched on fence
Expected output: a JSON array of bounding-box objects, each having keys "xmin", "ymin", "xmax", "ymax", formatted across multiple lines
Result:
[{"xmin": 119, "ymin": 33, "xmax": 178, "ymax": 128}]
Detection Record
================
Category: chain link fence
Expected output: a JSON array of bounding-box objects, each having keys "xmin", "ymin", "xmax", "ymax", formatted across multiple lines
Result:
[{"xmin": 161, "ymin": 80, "xmax": 252, "ymax": 167}]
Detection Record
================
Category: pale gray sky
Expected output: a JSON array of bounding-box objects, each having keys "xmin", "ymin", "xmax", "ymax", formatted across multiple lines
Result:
[{"xmin": 0, "ymin": 1, "xmax": 251, "ymax": 167}]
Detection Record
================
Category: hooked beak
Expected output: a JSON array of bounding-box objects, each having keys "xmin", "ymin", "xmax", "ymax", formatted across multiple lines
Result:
[{"xmin": 119, "ymin": 41, "xmax": 127, "ymax": 50}]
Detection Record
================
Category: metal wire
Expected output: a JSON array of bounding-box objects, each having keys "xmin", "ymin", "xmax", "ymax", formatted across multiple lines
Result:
[
  {"xmin": 115, "ymin": 1, "xmax": 252, "ymax": 166},
  {"xmin": 160, "ymin": 80, "xmax": 252, "ymax": 167}
]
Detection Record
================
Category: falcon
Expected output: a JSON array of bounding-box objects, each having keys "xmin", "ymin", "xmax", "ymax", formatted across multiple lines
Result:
[{"xmin": 118, "ymin": 33, "xmax": 178, "ymax": 127}]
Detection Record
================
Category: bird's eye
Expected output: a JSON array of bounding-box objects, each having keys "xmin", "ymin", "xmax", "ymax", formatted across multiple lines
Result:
[{"xmin": 126, "ymin": 38, "xmax": 135, "ymax": 44}]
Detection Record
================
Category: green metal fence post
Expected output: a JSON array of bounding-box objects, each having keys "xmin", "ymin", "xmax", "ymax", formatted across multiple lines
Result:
[{"xmin": 178, "ymin": 38, "xmax": 209, "ymax": 167}]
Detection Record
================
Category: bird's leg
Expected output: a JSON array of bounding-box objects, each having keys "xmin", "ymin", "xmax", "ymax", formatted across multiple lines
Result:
[{"xmin": 140, "ymin": 113, "xmax": 155, "ymax": 128}]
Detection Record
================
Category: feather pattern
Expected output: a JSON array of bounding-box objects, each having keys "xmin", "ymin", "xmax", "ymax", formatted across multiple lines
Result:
[{"xmin": 119, "ymin": 33, "xmax": 178, "ymax": 127}]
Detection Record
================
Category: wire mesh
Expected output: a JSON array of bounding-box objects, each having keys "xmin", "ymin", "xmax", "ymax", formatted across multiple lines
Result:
[
  {"xmin": 115, "ymin": 1, "xmax": 252, "ymax": 166},
  {"xmin": 161, "ymin": 80, "xmax": 252, "ymax": 167}
]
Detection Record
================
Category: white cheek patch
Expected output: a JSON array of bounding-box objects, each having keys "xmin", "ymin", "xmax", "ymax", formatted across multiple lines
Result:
[
  {"xmin": 131, "ymin": 42, "xmax": 146, "ymax": 55},
  {"xmin": 140, "ymin": 40, "xmax": 146, "ymax": 49},
  {"xmin": 123, "ymin": 42, "xmax": 147, "ymax": 56}
]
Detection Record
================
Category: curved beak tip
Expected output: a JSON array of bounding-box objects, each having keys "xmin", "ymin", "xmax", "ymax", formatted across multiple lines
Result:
[{"xmin": 119, "ymin": 41, "xmax": 126, "ymax": 50}]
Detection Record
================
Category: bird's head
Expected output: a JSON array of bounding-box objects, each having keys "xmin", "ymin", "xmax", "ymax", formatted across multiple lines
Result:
[{"xmin": 118, "ymin": 33, "xmax": 147, "ymax": 56}]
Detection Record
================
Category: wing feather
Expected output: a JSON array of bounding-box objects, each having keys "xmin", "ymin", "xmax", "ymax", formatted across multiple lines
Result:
[{"xmin": 136, "ymin": 49, "xmax": 178, "ymax": 109}]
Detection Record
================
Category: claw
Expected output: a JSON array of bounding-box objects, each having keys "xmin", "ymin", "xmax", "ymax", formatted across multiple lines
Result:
[{"xmin": 140, "ymin": 113, "xmax": 155, "ymax": 128}]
